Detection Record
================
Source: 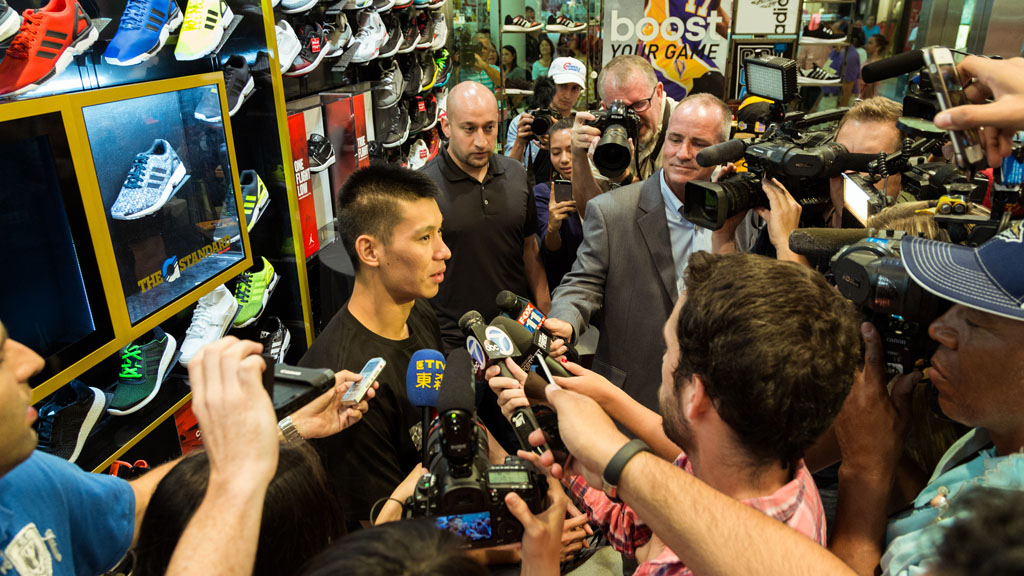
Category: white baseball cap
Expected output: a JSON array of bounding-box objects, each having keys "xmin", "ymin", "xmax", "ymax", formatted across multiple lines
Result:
[{"xmin": 548, "ymin": 57, "xmax": 586, "ymax": 89}]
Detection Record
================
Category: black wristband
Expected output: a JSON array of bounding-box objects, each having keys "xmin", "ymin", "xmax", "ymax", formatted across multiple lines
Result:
[{"xmin": 602, "ymin": 439, "xmax": 650, "ymax": 488}]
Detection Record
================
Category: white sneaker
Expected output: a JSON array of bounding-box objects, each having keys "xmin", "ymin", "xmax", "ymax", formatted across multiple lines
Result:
[
  {"xmin": 430, "ymin": 12, "xmax": 446, "ymax": 50},
  {"xmin": 275, "ymin": 20, "xmax": 303, "ymax": 74},
  {"xmin": 407, "ymin": 138, "xmax": 429, "ymax": 170},
  {"xmin": 179, "ymin": 285, "xmax": 239, "ymax": 366},
  {"xmin": 351, "ymin": 10, "xmax": 386, "ymax": 63}
]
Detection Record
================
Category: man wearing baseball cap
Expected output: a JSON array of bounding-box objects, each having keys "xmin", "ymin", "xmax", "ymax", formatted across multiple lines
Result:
[{"xmin": 506, "ymin": 56, "xmax": 585, "ymax": 185}]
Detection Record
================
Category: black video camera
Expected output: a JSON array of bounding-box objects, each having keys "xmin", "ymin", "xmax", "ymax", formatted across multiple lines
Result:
[
  {"xmin": 585, "ymin": 99, "xmax": 641, "ymax": 179},
  {"xmin": 407, "ymin": 350, "xmax": 546, "ymax": 548},
  {"xmin": 829, "ymin": 230, "xmax": 945, "ymax": 375}
]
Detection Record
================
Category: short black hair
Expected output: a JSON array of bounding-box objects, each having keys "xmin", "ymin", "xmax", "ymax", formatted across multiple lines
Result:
[
  {"xmin": 530, "ymin": 76, "xmax": 557, "ymax": 109},
  {"xmin": 336, "ymin": 165, "xmax": 441, "ymax": 271},
  {"xmin": 301, "ymin": 520, "xmax": 488, "ymax": 576},
  {"xmin": 134, "ymin": 443, "xmax": 343, "ymax": 576},
  {"xmin": 934, "ymin": 487, "xmax": 1024, "ymax": 576},
  {"xmin": 674, "ymin": 252, "xmax": 862, "ymax": 466}
]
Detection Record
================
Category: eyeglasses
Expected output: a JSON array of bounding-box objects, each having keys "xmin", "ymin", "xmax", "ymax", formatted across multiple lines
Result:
[{"xmin": 628, "ymin": 86, "xmax": 658, "ymax": 113}]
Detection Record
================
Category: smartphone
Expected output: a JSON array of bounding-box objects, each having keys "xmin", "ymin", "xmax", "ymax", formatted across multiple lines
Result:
[
  {"xmin": 340, "ymin": 357, "xmax": 386, "ymax": 406},
  {"xmin": 922, "ymin": 47, "xmax": 985, "ymax": 171},
  {"xmin": 552, "ymin": 179, "xmax": 574, "ymax": 205}
]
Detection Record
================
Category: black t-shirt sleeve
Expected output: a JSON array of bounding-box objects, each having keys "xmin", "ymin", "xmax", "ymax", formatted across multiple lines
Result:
[{"xmin": 524, "ymin": 173, "xmax": 539, "ymax": 245}]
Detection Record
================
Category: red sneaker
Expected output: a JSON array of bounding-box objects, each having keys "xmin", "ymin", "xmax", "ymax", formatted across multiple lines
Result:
[{"xmin": 0, "ymin": 0, "xmax": 98, "ymax": 97}]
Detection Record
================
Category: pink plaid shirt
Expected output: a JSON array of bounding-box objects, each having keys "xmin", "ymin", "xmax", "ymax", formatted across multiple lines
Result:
[{"xmin": 568, "ymin": 453, "xmax": 827, "ymax": 576}]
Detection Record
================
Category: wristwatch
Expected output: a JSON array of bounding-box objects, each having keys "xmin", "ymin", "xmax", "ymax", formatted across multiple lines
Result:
[
  {"xmin": 601, "ymin": 439, "xmax": 650, "ymax": 501},
  {"xmin": 278, "ymin": 416, "xmax": 305, "ymax": 443}
]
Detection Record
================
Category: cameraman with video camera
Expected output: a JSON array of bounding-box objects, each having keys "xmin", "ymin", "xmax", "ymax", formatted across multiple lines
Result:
[{"xmin": 506, "ymin": 57, "xmax": 586, "ymax": 186}]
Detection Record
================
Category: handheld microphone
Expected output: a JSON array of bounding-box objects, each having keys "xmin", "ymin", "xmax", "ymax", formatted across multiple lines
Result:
[
  {"xmin": 489, "ymin": 316, "xmax": 570, "ymax": 379},
  {"xmin": 861, "ymin": 50, "xmax": 924, "ymax": 84},
  {"xmin": 407, "ymin": 349, "xmax": 445, "ymax": 465},
  {"xmin": 696, "ymin": 138, "xmax": 749, "ymax": 167},
  {"xmin": 495, "ymin": 291, "xmax": 580, "ymax": 363},
  {"xmin": 459, "ymin": 310, "xmax": 520, "ymax": 378},
  {"xmin": 437, "ymin": 349, "xmax": 477, "ymax": 467},
  {"xmin": 788, "ymin": 228, "xmax": 872, "ymax": 258}
]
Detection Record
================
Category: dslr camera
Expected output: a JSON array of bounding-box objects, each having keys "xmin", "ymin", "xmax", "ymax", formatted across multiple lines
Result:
[
  {"xmin": 529, "ymin": 108, "xmax": 559, "ymax": 139},
  {"xmin": 407, "ymin": 351, "xmax": 546, "ymax": 548},
  {"xmin": 585, "ymin": 99, "xmax": 641, "ymax": 179}
]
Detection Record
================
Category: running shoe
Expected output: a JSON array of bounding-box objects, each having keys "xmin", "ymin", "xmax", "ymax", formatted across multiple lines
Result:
[
  {"xmin": 372, "ymin": 0, "xmax": 394, "ymax": 11},
  {"xmin": 432, "ymin": 47, "xmax": 450, "ymax": 86},
  {"xmin": 178, "ymin": 284, "xmax": 238, "ymax": 366},
  {"xmin": 193, "ymin": 54, "xmax": 253, "ymax": 121},
  {"xmin": 285, "ymin": 22, "xmax": 330, "ymax": 77},
  {"xmin": 108, "ymin": 327, "xmax": 177, "ymax": 416},
  {"xmin": 545, "ymin": 14, "xmax": 585, "ymax": 33},
  {"xmin": 0, "ymin": 0, "xmax": 21, "ymax": 44},
  {"xmin": 373, "ymin": 59, "xmax": 403, "ymax": 108},
  {"xmin": 35, "ymin": 381, "xmax": 108, "ymax": 463},
  {"xmin": 428, "ymin": 11, "xmax": 444, "ymax": 50},
  {"xmin": 0, "ymin": 0, "xmax": 99, "ymax": 97},
  {"xmin": 418, "ymin": 49, "xmax": 434, "ymax": 91},
  {"xmin": 239, "ymin": 169, "xmax": 270, "ymax": 232},
  {"xmin": 407, "ymin": 94, "xmax": 429, "ymax": 133},
  {"xmin": 797, "ymin": 63, "xmax": 841, "ymax": 85},
  {"xmin": 307, "ymin": 133, "xmax": 336, "ymax": 172},
  {"xmin": 110, "ymin": 139, "xmax": 187, "ymax": 220},
  {"xmin": 801, "ymin": 26, "xmax": 846, "ymax": 44},
  {"xmin": 377, "ymin": 12, "xmax": 400, "ymax": 58},
  {"xmin": 377, "ymin": 103, "xmax": 409, "ymax": 148},
  {"xmin": 280, "ymin": 0, "xmax": 317, "ymax": 15},
  {"xmin": 103, "ymin": 0, "xmax": 182, "ymax": 65},
  {"xmin": 324, "ymin": 12, "xmax": 351, "ymax": 57},
  {"xmin": 275, "ymin": 19, "xmax": 302, "ymax": 73},
  {"xmin": 233, "ymin": 256, "xmax": 280, "ymax": 328},
  {"xmin": 399, "ymin": 52, "xmax": 420, "ymax": 96},
  {"xmin": 503, "ymin": 14, "xmax": 541, "ymax": 32},
  {"xmin": 407, "ymin": 137, "xmax": 429, "ymax": 170},
  {"xmin": 414, "ymin": 10, "xmax": 431, "ymax": 49},
  {"xmin": 392, "ymin": 0, "xmax": 412, "ymax": 9},
  {"xmin": 351, "ymin": 10, "xmax": 386, "ymax": 63},
  {"xmin": 397, "ymin": 12, "xmax": 418, "ymax": 53},
  {"xmin": 173, "ymin": 0, "xmax": 233, "ymax": 61},
  {"xmin": 258, "ymin": 316, "xmax": 291, "ymax": 363}
]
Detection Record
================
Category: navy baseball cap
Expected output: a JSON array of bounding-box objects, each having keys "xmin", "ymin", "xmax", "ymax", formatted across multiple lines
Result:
[{"xmin": 901, "ymin": 221, "xmax": 1024, "ymax": 321}]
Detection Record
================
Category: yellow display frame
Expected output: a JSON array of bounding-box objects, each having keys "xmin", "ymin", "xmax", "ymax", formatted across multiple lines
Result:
[{"xmin": 1, "ymin": 73, "xmax": 254, "ymax": 404}]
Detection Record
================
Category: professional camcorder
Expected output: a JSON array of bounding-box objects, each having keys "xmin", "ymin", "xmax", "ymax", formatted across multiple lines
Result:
[
  {"xmin": 683, "ymin": 56, "xmax": 876, "ymax": 230},
  {"xmin": 407, "ymin": 349, "xmax": 547, "ymax": 548},
  {"xmin": 585, "ymin": 99, "xmax": 641, "ymax": 179}
]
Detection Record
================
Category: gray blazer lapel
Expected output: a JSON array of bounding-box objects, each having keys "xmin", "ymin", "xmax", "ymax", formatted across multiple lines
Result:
[{"xmin": 636, "ymin": 173, "xmax": 676, "ymax": 300}]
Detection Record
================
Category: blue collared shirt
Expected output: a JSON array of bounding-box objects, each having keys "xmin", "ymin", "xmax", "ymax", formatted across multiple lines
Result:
[{"xmin": 660, "ymin": 172, "xmax": 711, "ymax": 294}]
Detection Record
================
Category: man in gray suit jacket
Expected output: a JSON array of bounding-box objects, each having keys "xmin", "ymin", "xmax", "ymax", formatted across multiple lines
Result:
[{"xmin": 545, "ymin": 94, "xmax": 746, "ymax": 411}]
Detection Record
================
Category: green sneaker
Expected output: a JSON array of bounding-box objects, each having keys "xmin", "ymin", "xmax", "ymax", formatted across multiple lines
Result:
[
  {"xmin": 240, "ymin": 170, "xmax": 270, "ymax": 233},
  {"xmin": 233, "ymin": 257, "xmax": 280, "ymax": 327},
  {"xmin": 108, "ymin": 327, "xmax": 177, "ymax": 416}
]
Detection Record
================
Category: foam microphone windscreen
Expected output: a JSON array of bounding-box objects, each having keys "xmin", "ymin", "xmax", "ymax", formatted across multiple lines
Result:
[
  {"xmin": 437, "ymin": 348, "xmax": 476, "ymax": 414},
  {"xmin": 495, "ymin": 290, "xmax": 521, "ymax": 314},
  {"xmin": 861, "ymin": 50, "xmax": 924, "ymax": 84},
  {"xmin": 696, "ymin": 138, "xmax": 747, "ymax": 167},
  {"xmin": 406, "ymin": 349, "xmax": 445, "ymax": 408},
  {"xmin": 788, "ymin": 228, "xmax": 872, "ymax": 257}
]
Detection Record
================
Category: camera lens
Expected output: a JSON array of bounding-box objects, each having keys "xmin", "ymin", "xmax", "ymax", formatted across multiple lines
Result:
[
  {"xmin": 593, "ymin": 124, "xmax": 631, "ymax": 177},
  {"xmin": 533, "ymin": 115, "xmax": 551, "ymax": 137},
  {"xmin": 682, "ymin": 173, "xmax": 764, "ymax": 230}
]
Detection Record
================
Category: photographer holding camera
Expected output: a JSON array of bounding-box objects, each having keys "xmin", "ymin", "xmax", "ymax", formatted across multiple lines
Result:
[
  {"xmin": 506, "ymin": 57, "xmax": 586, "ymax": 185},
  {"xmin": 570, "ymin": 55, "xmax": 678, "ymax": 218}
]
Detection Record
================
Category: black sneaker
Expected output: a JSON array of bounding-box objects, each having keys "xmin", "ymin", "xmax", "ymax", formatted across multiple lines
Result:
[
  {"xmin": 373, "ymin": 0, "xmax": 394, "ymax": 11},
  {"xmin": 801, "ymin": 26, "xmax": 846, "ymax": 44},
  {"xmin": 35, "ymin": 381, "xmax": 108, "ymax": 463},
  {"xmin": 797, "ymin": 63, "xmax": 841, "ymax": 85},
  {"xmin": 383, "ymin": 104, "xmax": 410, "ymax": 148},
  {"xmin": 222, "ymin": 54, "xmax": 254, "ymax": 115},
  {"xmin": 373, "ymin": 59, "xmax": 404, "ymax": 108},
  {"xmin": 107, "ymin": 327, "xmax": 177, "ymax": 416},
  {"xmin": 414, "ymin": 10, "xmax": 432, "ymax": 49},
  {"xmin": 368, "ymin": 139, "xmax": 387, "ymax": 165},
  {"xmin": 378, "ymin": 13, "xmax": 402, "ymax": 58},
  {"xmin": 400, "ymin": 53, "xmax": 421, "ymax": 97},
  {"xmin": 258, "ymin": 316, "xmax": 292, "ymax": 363},
  {"xmin": 503, "ymin": 14, "xmax": 541, "ymax": 32},
  {"xmin": 308, "ymin": 133, "xmax": 336, "ymax": 172},
  {"xmin": 408, "ymin": 94, "xmax": 429, "ymax": 133},
  {"xmin": 397, "ymin": 12, "xmax": 418, "ymax": 53},
  {"xmin": 418, "ymin": 50, "xmax": 435, "ymax": 91},
  {"xmin": 286, "ymin": 23, "xmax": 330, "ymax": 77}
]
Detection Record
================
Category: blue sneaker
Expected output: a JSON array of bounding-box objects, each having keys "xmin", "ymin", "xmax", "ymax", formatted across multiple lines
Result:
[
  {"xmin": 103, "ymin": 0, "xmax": 183, "ymax": 66},
  {"xmin": 36, "ymin": 381, "xmax": 108, "ymax": 463},
  {"xmin": 111, "ymin": 139, "xmax": 188, "ymax": 220}
]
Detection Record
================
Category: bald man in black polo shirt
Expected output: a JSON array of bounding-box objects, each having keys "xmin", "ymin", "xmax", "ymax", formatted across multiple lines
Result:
[
  {"xmin": 420, "ymin": 81, "xmax": 550, "ymax": 352},
  {"xmin": 420, "ymin": 82, "xmax": 550, "ymax": 449}
]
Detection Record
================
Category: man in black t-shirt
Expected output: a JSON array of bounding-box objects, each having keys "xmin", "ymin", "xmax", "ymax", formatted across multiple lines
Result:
[{"xmin": 300, "ymin": 166, "xmax": 450, "ymax": 531}]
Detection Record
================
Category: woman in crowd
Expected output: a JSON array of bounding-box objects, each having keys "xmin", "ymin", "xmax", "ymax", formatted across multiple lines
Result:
[
  {"xmin": 502, "ymin": 45, "xmax": 529, "ymax": 83},
  {"xmin": 532, "ymin": 36, "xmax": 555, "ymax": 81},
  {"xmin": 859, "ymin": 33, "xmax": 889, "ymax": 98},
  {"xmin": 533, "ymin": 118, "xmax": 583, "ymax": 291}
]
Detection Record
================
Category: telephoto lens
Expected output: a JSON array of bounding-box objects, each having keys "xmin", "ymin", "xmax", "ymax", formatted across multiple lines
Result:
[{"xmin": 683, "ymin": 172, "xmax": 765, "ymax": 230}]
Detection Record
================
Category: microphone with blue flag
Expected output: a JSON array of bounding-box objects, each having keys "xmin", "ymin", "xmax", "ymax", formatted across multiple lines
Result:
[{"xmin": 407, "ymin": 349, "xmax": 445, "ymax": 465}]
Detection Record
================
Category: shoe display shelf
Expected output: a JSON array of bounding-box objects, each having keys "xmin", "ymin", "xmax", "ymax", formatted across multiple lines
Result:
[
  {"xmin": 796, "ymin": 1, "xmax": 856, "ymax": 95},
  {"xmin": 1, "ymin": 0, "xmax": 321, "ymax": 472}
]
